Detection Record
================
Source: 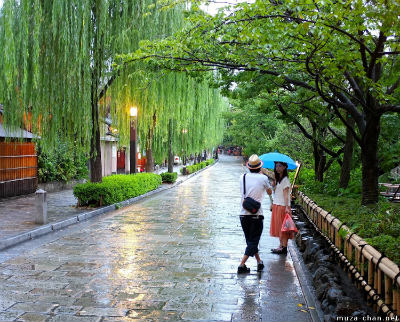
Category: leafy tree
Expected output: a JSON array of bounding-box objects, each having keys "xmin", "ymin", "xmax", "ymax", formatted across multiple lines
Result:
[
  {"xmin": 0, "ymin": 0, "xmax": 227, "ymax": 183},
  {"xmin": 121, "ymin": 0, "xmax": 400, "ymax": 204}
]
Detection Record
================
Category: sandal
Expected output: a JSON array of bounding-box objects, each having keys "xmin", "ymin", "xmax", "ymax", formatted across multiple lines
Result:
[{"xmin": 271, "ymin": 247, "xmax": 287, "ymax": 254}]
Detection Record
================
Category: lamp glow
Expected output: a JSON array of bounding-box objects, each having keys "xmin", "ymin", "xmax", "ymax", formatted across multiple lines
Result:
[{"xmin": 130, "ymin": 107, "xmax": 137, "ymax": 117}]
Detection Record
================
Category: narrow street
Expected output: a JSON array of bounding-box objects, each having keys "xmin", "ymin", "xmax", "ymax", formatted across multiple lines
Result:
[{"xmin": 0, "ymin": 155, "xmax": 313, "ymax": 322}]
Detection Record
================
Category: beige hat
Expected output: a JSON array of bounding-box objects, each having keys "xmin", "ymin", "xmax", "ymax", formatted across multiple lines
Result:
[{"xmin": 246, "ymin": 154, "xmax": 263, "ymax": 169}]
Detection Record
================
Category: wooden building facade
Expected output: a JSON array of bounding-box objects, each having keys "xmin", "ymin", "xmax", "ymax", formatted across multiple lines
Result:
[{"xmin": 0, "ymin": 108, "xmax": 38, "ymax": 198}]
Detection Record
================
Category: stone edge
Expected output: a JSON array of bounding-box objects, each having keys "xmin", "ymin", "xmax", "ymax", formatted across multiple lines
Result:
[
  {"xmin": 0, "ymin": 160, "xmax": 219, "ymax": 251},
  {"xmin": 289, "ymin": 241, "xmax": 324, "ymax": 322}
]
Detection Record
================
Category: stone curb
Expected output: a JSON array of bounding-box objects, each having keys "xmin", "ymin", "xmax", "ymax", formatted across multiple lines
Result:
[
  {"xmin": 0, "ymin": 160, "xmax": 219, "ymax": 251},
  {"xmin": 289, "ymin": 242, "xmax": 324, "ymax": 322}
]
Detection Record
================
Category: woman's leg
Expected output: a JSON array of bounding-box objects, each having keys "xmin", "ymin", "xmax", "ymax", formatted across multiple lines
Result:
[{"xmin": 280, "ymin": 234, "xmax": 288, "ymax": 247}]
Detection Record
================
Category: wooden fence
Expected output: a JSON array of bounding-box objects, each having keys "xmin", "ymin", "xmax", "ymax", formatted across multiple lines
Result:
[
  {"xmin": 0, "ymin": 141, "xmax": 38, "ymax": 198},
  {"xmin": 296, "ymin": 190, "xmax": 400, "ymax": 318}
]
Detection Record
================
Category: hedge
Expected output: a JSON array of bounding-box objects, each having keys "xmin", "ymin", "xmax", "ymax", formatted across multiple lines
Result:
[
  {"xmin": 181, "ymin": 159, "xmax": 215, "ymax": 175},
  {"xmin": 160, "ymin": 172, "xmax": 178, "ymax": 183},
  {"xmin": 73, "ymin": 173, "xmax": 162, "ymax": 207}
]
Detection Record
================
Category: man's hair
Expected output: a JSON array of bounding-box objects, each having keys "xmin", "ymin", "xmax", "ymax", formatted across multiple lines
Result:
[{"xmin": 249, "ymin": 168, "xmax": 261, "ymax": 173}]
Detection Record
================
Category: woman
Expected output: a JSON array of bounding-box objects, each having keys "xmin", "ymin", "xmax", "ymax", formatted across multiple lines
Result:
[{"xmin": 270, "ymin": 161, "xmax": 291, "ymax": 254}]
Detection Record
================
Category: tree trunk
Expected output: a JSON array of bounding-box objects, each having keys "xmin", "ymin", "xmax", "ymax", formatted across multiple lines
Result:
[
  {"xmin": 168, "ymin": 119, "xmax": 174, "ymax": 173},
  {"xmin": 316, "ymin": 152, "xmax": 326, "ymax": 182},
  {"xmin": 89, "ymin": 6, "xmax": 102, "ymax": 183},
  {"xmin": 360, "ymin": 115, "xmax": 381, "ymax": 205},
  {"xmin": 146, "ymin": 113, "xmax": 156, "ymax": 172},
  {"xmin": 311, "ymin": 124, "xmax": 324, "ymax": 182},
  {"xmin": 146, "ymin": 148, "xmax": 154, "ymax": 172},
  {"xmin": 145, "ymin": 128, "xmax": 154, "ymax": 172},
  {"xmin": 89, "ymin": 99, "xmax": 102, "ymax": 182},
  {"xmin": 339, "ymin": 116, "xmax": 355, "ymax": 189}
]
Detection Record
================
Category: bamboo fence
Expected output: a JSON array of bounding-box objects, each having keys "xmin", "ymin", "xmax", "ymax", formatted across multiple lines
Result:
[{"xmin": 296, "ymin": 190, "xmax": 400, "ymax": 318}]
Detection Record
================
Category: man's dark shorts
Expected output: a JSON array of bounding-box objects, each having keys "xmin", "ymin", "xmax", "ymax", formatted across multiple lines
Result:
[{"xmin": 240, "ymin": 215, "xmax": 264, "ymax": 257}]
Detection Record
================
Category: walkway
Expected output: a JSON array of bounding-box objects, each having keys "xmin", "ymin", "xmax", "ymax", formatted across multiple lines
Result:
[{"xmin": 0, "ymin": 155, "xmax": 317, "ymax": 322}]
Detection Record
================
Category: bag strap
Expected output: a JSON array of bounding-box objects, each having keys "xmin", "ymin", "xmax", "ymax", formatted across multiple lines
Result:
[{"xmin": 243, "ymin": 174, "xmax": 246, "ymax": 196}]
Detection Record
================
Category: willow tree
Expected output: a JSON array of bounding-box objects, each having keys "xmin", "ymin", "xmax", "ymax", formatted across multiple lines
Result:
[
  {"xmin": 0, "ymin": 0, "xmax": 193, "ymax": 182},
  {"xmin": 122, "ymin": 0, "xmax": 400, "ymax": 205},
  {"xmin": 109, "ymin": 64, "xmax": 227, "ymax": 171}
]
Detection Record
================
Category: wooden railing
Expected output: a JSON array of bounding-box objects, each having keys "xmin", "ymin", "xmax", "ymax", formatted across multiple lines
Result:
[{"xmin": 296, "ymin": 190, "xmax": 400, "ymax": 318}]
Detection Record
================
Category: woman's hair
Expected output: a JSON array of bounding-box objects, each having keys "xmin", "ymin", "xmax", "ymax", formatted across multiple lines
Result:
[
  {"xmin": 274, "ymin": 162, "xmax": 288, "ymax": 183},
  {"xmin": 249, "ymin": 168, "xmax": 261, "ymax": 173}
]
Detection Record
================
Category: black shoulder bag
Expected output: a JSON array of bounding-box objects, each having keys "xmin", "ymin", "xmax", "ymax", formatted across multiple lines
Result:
[{"xmin": 242, "ymin": 174, "xmax": 261, "ymax": 214}]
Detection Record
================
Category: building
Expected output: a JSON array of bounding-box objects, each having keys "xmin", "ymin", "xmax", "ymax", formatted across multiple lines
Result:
[{"xmin": 0, "ymin": 107, "xmax": 38, "ymax": 198}]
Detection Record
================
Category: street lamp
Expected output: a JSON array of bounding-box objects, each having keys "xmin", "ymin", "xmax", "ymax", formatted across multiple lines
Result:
[{"xmin": 130, "ymin": 107, "xmax": 137, "ymax": 174}]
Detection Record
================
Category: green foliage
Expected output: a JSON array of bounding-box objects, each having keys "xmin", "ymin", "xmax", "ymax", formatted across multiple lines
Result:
[
  {"xmin": 0, "ymin": 0, "xmax": 228, "ymax": 170},
  {"xmin": 379, "ymin": 114, "xmax": 400, "ymax": 176},
  {"xmin": 73, "ymin": 173, "xmax": 162, "ymax": 207},
  {"xmin": 305, "ymin": 193, "xmax": 400, "ymax": 265},
  {"xmin": 181, "ymin": 160, "xmax": 213, "ymax": 174},
  {"xmin": 205, "ymin": 158, "xmax": 214, "ymax": 166},
  {"xmin": 124, "ymin": 0, "xmax": 400, "ymax": 204},
  {"xmin": 297, "ymin": 164, "xmax": 362, "ymax": 199},
  {"xmin": 160, "ymin": 172, "xmax": 177, "ymax": 183},
  {"xmin": 38, "ymin": 140, "xmax": 88, "ymax": 183}
]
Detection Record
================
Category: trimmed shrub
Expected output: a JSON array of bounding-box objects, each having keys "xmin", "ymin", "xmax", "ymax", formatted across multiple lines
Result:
[
  {"xmin": 180, "ymin": 159, "xmax": 214, "ymax": 175},
  {"xmin": 161, "ymin": 172, "xmax": 178, "ymax": 183},
  {"xmin": 73, "ymin": 173, "xmax": 162, "ymax": 207},
  {"xmin": 205, "ymin": 159, "xmax": 215, "ymax": 166}
]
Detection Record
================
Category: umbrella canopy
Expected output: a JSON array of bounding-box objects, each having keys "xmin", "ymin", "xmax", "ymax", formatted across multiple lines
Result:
[{"xmin": 259, "ymin": 152, "xmax": 297, "ymax": 170}]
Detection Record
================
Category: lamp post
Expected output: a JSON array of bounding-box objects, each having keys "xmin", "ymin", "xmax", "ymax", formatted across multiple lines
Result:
[{"xmin": 130, "ymin": 107, "xmax": 137, "ymax": 174}]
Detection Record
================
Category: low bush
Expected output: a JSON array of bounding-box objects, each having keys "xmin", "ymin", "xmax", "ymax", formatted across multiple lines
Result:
[
  {"xmin": 73, "ymin": 173, "xmax": 162, "ymax": 207},
  {"xmin": 181, "ymin": 159, "xmax": 215, "ymax": 175},
  {"xmin": 160, "ymin": 172, "xmax": 177, "ymax": 183},
  {"xmin": 38, "ymin": 140, "xmax": 88, "ymax": 183},
  {"xmin": 304, "ymin": 192, "xmax": 400, "ymax": 265},
  {"xmin": 205, "ymin": 158, "xmax": 215, "ymax": 166}
]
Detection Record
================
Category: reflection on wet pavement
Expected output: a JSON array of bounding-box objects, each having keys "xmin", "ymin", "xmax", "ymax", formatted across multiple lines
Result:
[{"xmin": 0, "ymin": 155, "xmax": 312, "ymax": 321}]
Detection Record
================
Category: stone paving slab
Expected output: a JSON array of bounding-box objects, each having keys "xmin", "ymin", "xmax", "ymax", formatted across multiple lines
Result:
[
  {"xmin": 0, "ymin": 155, "xmax": 321, "ymax": 322},
  {"xmin": 0, "ymin": 164, "xmax": 193, "ymax": 248}
]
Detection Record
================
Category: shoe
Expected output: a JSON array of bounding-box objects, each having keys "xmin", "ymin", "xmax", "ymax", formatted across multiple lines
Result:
[
  {"xmin": 271, "ymin": 247, "xmax": 287, "ymax": 255},
  {"xmin": 237, "ymin": 264, "xmax": 250, "ymax": 274},
  {"xmin": 257, "ymin": 261, "xmax": 264, "ymax": 272}
]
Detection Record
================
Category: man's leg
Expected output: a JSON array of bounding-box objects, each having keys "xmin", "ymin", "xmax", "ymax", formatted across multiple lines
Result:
[
  {"xmin": 238, "ymin": 216, "xmax": 252, "ymax": 273},
  {"xmin": 240, "ymin": 255, "xmax": 249, "ymax": 266}
]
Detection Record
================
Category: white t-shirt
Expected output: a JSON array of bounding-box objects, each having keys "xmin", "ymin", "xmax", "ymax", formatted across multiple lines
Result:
[
  {"xmin": 240, "ymin": 172, "xmax": 272, "ymax": 216},
  {"xmin": 273, "ymin": 176, "xmax": 291, "ymax": 206}
]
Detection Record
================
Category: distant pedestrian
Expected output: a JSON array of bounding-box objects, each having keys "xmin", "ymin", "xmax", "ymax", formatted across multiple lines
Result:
[
  {"xmin": 238, "ymin": 154, "xmax": 272, "ymax": 274},
  {"xmin": 270, "ymin": 161, "xmax": 291, "ymax": 255}
]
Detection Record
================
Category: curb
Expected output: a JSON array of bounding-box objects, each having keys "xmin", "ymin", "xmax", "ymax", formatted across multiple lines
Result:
[
  {"xmin": 0, "ymin": 160, "xmax": 219, "ymax": 252},
  {"xmin": 289, "ymin": 242, "xmax": 324, "ymax": 322}
]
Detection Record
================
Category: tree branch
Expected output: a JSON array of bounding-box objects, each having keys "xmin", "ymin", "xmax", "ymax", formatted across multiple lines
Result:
[
  {"xmin": 387, "ymin": 76, "xmax": 400, "ymax": 95},
  {"xmin": 276, "ymin": 103, "xmax": 344, "ymax": 159},
  {"xmin": 331, "ymin": 104, "xmax": 362, "ymax": 145}
]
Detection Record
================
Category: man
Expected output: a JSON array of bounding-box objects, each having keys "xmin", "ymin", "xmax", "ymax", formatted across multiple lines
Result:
[{"xmin": 238, "ymin": 154, "xmax": 273, "ymax": 273}]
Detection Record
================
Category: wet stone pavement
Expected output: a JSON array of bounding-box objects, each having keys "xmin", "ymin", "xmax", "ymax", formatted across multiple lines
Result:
[{"xmin": 0, "ymin": 155, "xmax": 314, "ymax": 322}]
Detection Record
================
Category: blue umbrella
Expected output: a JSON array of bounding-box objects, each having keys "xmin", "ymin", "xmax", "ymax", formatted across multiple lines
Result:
[{"xmin": 259, "ymin": 152, "xmax": 297, "ymax": 170}]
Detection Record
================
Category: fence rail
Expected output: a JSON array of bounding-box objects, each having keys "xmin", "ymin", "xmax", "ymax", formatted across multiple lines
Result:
[{"xmin": 296, "ymin": 190, "xmax": 400, "ymax": 318}]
